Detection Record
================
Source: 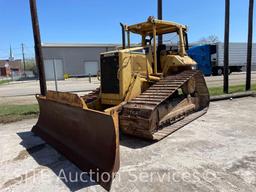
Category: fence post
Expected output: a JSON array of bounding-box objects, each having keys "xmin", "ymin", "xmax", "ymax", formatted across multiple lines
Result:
[
  {"xmin": 89, "ymin": 73, "xmax": 92, "ymax": 83},
  {"xmin": 53, "ymin": 59, "xmax": 58, "ymax": 91}
]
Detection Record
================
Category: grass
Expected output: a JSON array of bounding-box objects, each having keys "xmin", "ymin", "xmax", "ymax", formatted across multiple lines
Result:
[
  {"xmin": 0, "ymin": 80, "xmax": 10, "ymax": 85},
  {"xmin": 0, "ymin": 84, "xmax": 255, "ymax": 124},
  {"xmin": 209, "ymin": 84, "xmax": 256, "ymax": 96},
  {"xmin": 0, "ymin": 104, "xmax": 39, "ymax": 124}
]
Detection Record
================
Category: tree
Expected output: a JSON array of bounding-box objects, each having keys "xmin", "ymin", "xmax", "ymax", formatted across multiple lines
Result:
[
  {"xmin": 198, "ymin": 35, "xmax": 219, "ymax": 44},
  {"xmin": 23, "ymin": 58, "xmax": 38, "ymax": 76}
]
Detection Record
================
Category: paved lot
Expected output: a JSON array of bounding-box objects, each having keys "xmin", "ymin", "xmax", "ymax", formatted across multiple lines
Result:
[
  {"xmin": 0, "ymin": 72, "xmax": 256, "ymax": 105},
  {"xmin": 205, "ymin": 72, "xmax": 256, "ymax": 87},
  {"xmin": 0, "ymin": 78, "xmax": 99, "ymax": 105},
  {"xmin": 1, "ymin": 72, "xmax": 256, "ymax": 98},
  {"xmin": 0, "ymin": 97, "xmax": 256, "ymax": 192},
  {"xmin": 0, "ymin": 77, "xmax": 100, "ymax": 97}
]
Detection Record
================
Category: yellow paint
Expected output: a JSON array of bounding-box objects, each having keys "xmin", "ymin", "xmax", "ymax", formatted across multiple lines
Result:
[
  {"xmin": 124, "ymin": 75, "xmax": 142, "ymax": 102},
  {"xmin": 99, "ymin": 18, "xmax": 197, "ymax": 105}
]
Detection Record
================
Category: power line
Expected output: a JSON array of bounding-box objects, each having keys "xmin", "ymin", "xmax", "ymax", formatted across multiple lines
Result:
[
  {"xmin": 0, "ymin": 43, "xmax": 35, "ymax": 60},
  {"xmin": 0, "ymin": 45, "xmax": 34, "ymax": 52}
]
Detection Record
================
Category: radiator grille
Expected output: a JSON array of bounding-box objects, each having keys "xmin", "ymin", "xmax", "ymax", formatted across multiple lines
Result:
[{"xmin": 100, "ymin": 53, "xmax": 120, "ymax": 94}]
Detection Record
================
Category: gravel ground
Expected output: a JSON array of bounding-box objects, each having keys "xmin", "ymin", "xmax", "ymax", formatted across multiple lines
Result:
[{"xmin": 0, "ymin": 97, "xmax": 256, "ymax": 192}]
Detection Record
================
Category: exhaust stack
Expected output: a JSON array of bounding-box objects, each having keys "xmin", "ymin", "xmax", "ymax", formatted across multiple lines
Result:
[{"xmin": 120, "ymin": 23, "xmax": 126, "ymax": 49}]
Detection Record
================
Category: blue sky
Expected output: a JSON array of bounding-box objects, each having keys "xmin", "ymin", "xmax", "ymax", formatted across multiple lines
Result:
[{"xmin": 0, "ymin": 0, "xmax": 255, "ymax": 59}]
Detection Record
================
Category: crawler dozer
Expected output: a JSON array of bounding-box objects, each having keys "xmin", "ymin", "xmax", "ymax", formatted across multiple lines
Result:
[{"xmin": 32, "ymin": 17, "xmax": 209, "ymax": 190}]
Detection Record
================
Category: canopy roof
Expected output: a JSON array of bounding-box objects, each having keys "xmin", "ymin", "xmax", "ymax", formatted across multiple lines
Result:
[{"xmin": 127, "ymin": 18, "xmax": 187, "ymax": 36}]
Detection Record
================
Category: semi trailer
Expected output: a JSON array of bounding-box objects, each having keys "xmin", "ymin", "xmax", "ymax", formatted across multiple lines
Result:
[{"xmin": 188, "ymin": 43, "xmax": 256, "ymax": 76}]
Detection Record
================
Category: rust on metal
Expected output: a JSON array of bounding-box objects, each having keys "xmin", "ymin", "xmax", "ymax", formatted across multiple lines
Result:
[
  {"xmin": 32, "ymin": 92, "xmax": 120, "ymax": 190},
  {"xmin": 120, "ymin": 70, "xmax": 210, "ymax": 140}
]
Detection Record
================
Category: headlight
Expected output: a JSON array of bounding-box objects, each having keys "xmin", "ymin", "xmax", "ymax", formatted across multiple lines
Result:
[{"xmin": 192, "ymin": 66, "xmax": 197, "ymax": 70}]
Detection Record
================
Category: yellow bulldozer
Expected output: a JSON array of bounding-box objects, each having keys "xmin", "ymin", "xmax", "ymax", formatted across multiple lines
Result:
[{"xmin": 32, "ymin": 16, "xmax": 209, "ymax": 190}]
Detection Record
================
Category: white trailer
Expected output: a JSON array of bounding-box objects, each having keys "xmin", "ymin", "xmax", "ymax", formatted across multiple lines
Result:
[{"xmin": 212, "ymin": 42, "xmax": 256, "ymax": 75}]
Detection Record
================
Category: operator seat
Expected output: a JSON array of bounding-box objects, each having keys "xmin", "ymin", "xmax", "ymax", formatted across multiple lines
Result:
[{"xmin": 157, "ymin": 44, "xmax": 166, "ymax": 72}]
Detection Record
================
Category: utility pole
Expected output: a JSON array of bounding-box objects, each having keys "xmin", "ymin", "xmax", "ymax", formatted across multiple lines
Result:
[
  {"xmin": 21, "ymin": 43, "xmax": 26, "ymax": 77},
  {"xmin": 30, "ymin": 0, "xmax": 47, "ymax": 96},
  {"xmin": 246, "ymin": 0, "xmax": 254, "ymax": 91},
  {"xmin": 223, "ymin": 0, "xmax": 230, "ymax": 94},
  {"xmin": 158, "ymin": 0, "xmax": 163, "ymax": 45}
]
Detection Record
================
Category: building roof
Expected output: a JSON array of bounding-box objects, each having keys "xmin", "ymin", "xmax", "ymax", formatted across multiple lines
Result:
[
  {"xmin": 0, "ymin": 60, "xmax": 22, "ymax": 69},
  {"xmin": 42, "ymin": 43, "xmax": 119, "ymax": 48}
]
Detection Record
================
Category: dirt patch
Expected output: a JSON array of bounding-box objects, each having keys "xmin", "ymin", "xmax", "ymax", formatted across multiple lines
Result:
[
  {"xmin": 0, "ymin": 113, "xmax": 38, "ymax": 124},
  {"xmin": 1, "ymin": 144, "xmax": 46, "ymax": 165},
  {"xmin": 13, "ymin": 144, "xmax": 46, "ymax": 162},
  {"xmin": 0, "ymin": 96, "xmax": 37, "ymax": 106},
  {"xmin": 0, "ymin": 104, "xmax": 39, "ymax": 124},
  {"xmin": 1, "ymin": 167, "xmax": 44, "ymax": 190}
]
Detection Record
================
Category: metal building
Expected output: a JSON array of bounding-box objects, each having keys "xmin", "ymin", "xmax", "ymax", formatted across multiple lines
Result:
[{"xmin": 42, "ymin": 43, "xmax": 118, "ymax": 80}]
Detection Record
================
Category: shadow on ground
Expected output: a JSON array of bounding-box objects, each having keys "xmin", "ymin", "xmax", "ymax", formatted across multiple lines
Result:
[
  {"xmin": 119, "ymin": 133, "xmax": 155, "ymax": 149},
  {"xmin": 16, "ymin": 131, "xmax": 156, "ymax": 191},
  {"xmin": 17, "ymin": 131, "xmax": 97, "ymax": 192}
]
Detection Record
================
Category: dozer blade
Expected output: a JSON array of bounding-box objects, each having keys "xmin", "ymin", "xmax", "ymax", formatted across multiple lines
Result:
[{"xmin": 32, "ymin": 91, "xmax": 120, "ymax": 191}]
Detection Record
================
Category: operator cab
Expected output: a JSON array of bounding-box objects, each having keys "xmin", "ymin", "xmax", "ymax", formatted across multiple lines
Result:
[
  {"xmin": 100, "ymin": 17, "xmax": 196, "ymax": 105},
  {"xmin": 121, "ymin": 16, "xmax": 190, "ymax": 74}
]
